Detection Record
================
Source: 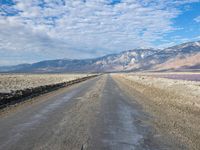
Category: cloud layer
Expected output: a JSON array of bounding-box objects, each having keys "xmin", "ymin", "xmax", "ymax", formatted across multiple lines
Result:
[{"xmin": 0, "ymin": 0, "xmax": 200, "ymax": 65}]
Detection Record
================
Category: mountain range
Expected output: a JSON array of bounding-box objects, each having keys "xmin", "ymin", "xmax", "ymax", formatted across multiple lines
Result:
[{"xmin": 0, "ymin": 41, "xmax": 200, "ymax": 73}]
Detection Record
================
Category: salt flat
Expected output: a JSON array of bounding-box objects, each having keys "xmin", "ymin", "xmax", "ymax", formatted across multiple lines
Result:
[{"xmin": 0, "ymin": 74, "xmax": 90, "ymax": 93}]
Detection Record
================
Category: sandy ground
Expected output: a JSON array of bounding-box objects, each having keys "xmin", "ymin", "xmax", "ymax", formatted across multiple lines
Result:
[
  {"xmin": 33, "ymin": 76, "xmax": 106, "ymax": 150},
  {"xmin": 0, "ymin": 74, "xmax": 91, "ymax": 93},
  {"xmin": 113, "ymin": 74, "xmax": 200, "ymax": 150}
]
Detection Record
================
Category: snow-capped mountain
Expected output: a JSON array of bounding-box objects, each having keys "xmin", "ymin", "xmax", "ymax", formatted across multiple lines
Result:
[
  {"xmin": 92, "ymin": 49, "xmax": 156, "ymax": 72},
  {"xmin": 0, "ymin": 41, "xmax": 199, "ymax": 73}
]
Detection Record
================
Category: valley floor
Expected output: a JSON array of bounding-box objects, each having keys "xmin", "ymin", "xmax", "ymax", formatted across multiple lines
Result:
[{"xmin": 0, "ymin": 74, "xmax": 199, "ymax": 150}]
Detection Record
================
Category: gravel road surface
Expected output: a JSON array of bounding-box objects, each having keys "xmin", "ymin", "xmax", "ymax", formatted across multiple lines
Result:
[{"xmin": 0, "ymin": 75, "xmax": 179, "ymax": 150}]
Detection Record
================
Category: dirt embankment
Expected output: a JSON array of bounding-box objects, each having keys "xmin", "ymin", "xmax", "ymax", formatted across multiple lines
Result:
[
  {"xmin": 35, "ymin": 76, "xmax": 107, "ymax": 150},
  {"xmin": 113, "ymin": 74, "xmax": 200, "ymax": 150},
  {"xmin": 0, "ymin": 75, "xmax": 98, "ymax": 109}
]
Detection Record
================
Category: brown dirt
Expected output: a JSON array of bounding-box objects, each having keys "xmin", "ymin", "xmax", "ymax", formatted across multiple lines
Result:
[{"xmin": 112, "ymin": 74, "xmax": 200, "ymax": 150}]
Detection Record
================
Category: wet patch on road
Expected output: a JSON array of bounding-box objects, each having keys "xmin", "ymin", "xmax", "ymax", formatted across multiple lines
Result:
[{"xmin": 89, "ymin": 76, "xmax": 165, "ymax": 150}]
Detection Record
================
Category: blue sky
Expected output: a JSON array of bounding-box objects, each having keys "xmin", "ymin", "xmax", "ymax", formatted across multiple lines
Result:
[{"xmin": 0, "ymin": 0, "xmax": 200, "ymax": 66}]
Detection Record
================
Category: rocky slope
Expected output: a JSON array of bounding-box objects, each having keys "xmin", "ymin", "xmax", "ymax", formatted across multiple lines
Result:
[
  {"xmin": 0, "ymin": 41, "xmax": 199, "ymax": 72},
  {"xmin": 143, "ymin": 41, "xmax": 200, "ymax": 71},
  {"xmin": 154, "ymin": 53, "xmax": 200, "ymax": 70}
]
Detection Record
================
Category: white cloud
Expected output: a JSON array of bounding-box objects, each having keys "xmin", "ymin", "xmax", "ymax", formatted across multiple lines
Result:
[
  {"xmin": 0, "ymin": 0, "xmax": 199, "ymax": 65},
  {"xmin": 194, "ymin": 16, "xmax": 200, "ymax": 23}
]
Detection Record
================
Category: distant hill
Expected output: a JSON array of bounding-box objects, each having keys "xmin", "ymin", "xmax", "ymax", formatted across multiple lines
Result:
[{"xmin": 0, "ymin": 41, "xmax": 199, "ymax": 73}]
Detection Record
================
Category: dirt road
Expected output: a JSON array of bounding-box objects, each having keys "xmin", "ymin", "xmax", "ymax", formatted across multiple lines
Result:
[{"xmin": 0, "ymin": 75, "xmax": 181, "ymax": 150}]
